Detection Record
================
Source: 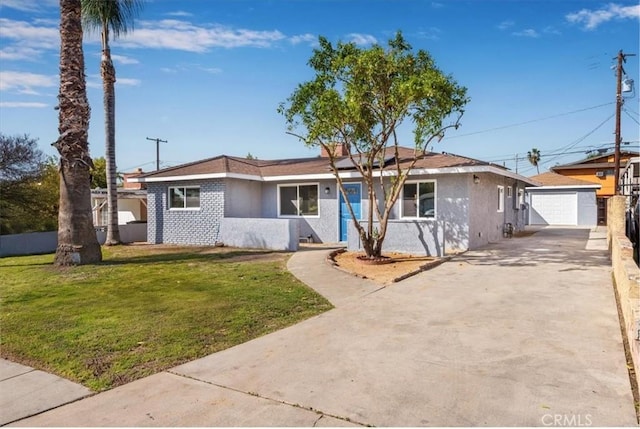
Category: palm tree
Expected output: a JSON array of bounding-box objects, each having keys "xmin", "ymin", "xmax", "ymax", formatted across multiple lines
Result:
[
  {"xmin": 53, "ymin": 0, "xmax": 102, "ymax": 265},
  {"xmin": 527, "ymin": 148, "xmax": 541, "ymax": 174},
  {"xmin": 81, "ymin": 0, "xmax": 142, "ymax": 245}
]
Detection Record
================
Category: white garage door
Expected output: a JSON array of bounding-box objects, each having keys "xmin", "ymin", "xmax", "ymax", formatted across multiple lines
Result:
[{"xmin": 530, "ymin": 192, "xmax": 578, "ymax": 225}]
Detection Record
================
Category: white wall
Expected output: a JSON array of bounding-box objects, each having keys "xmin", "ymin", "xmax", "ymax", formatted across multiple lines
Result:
[{"xmin": 225, "ymin": 179, "xmax": 262, "ymax": 218}]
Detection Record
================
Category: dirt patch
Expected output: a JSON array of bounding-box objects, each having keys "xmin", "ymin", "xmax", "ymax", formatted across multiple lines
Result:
[{"xmin": 330, "ymin": 250, "xmax": 445, "ymax": 284}]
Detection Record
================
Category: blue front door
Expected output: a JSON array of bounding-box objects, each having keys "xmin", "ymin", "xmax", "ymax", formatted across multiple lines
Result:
[{"xmin": 339, "ymin": 183, "xmax": 361, "ymax": 242}]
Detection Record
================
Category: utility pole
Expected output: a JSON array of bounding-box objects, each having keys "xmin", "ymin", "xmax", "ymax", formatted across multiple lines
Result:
[
  {"xmin": 513, "ymin": 153, "xmax": 528, "ymax": 174},
  {"xmin": 146, "ymin": 137, "xmax": 167, "ymax": 171},
  {"xmin": 614, "ymin": 50, "xmax": 635, "ymax": 195}
]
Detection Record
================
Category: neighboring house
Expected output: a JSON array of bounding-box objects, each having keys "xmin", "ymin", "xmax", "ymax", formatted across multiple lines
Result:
[
  {"xmin": 527, "ymin": 171, "xmax": 601, "ymax": 226},
  {"xmin": 551, "ymin": 150, "xmax": 639, "ymax": 225},
  {"xmin": 128, "ymin": 147, "xmax": 537, "ymax": 256},
  {"xmin": 620, "ymin": 157, "xmax": 640, "ymax": 198},
  {"xmin": 91, "ymin": 168, "xmax": 147, "ymax": 227}
]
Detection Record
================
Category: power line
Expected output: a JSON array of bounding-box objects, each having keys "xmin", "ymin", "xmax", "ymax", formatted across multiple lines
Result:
[
  {"xmin": 146, "ymin": 137, "xmax": 168, "ymax": 171},
  {"xmin": 120, "ymin": 160, "xmax": 158, "ymax": 172},
  {"xmin": 443, "ymin": 101, "xmax": 615, "ymax": 140},
  {"xmin": 539, "ymin": 113, "xmax": 616, "ymax": 167},
  {"xmin": 495, "ymin": 113, "xmax": 618, "ymax": 175},
  {"xmin": 624, "ymin": 109, "xmax": 640, "ymax": 126}
]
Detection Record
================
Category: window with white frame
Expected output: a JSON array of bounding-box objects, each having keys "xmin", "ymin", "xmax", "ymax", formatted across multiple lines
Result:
[
  {"xmin": 169, "ymin": 186, "xmax": 200, "ymax": 209},
  {"xmin": 507, "ymin": 186, "xmax": 513, "ymax": 198},
  {"xmin": 497, "ymin": 186, "xmax": 504, "ymax": 212},
  {"xmin": 518, "ymin": 188, "xmax": 524, "ymax": 206},
  {"xmin": 279, "ymin": 184, "xmax": 319, "ymax": 216},
  {"xmin": 402, "ymin": 181, "xmax": 436, "ymax": 218}
]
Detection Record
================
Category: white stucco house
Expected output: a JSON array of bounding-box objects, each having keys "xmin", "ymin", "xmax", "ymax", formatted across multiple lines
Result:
[{"xmin": 128, "ymin": 147, "xmax": 538, "ymax": 255}]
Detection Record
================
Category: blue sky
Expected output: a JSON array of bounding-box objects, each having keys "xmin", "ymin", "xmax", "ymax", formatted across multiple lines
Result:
[{"xmin": 0, "ymin": 0, "xmax": 638, "ymax": 176}]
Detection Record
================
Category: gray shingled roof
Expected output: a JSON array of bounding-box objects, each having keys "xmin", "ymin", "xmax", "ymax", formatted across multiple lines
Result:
[{"xmin": 137, "ymin": 146, "xmax": 499, "ymax": 180}]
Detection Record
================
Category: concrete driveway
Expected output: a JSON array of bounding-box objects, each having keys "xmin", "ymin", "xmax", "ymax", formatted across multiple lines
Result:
[{"xmin": 12, "ymin": 227, "xmax": 636, "ymax": 426}]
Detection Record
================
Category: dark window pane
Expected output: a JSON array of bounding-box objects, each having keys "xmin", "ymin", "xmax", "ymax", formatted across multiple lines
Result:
[
  {"xmin": 418, "ymin": 182, "xmax": 435, "ymax": 218},
  {"xmin": 280, "ymin": 186, "xmax": 298, "ymax": 215},
  {"xmin": 185, "ymin": 188, "xmax": 200, "ymax": 208},
  {"xmin": 299, "ymin": 185, "xmax": 318, "ymax": 215},
  {"xmin": 169, "ymin": 187, "xmax": 185, "ymax": 209},
  {"xmin": 403, "ymin": 183, "xmax": 417, "ymax": 217}
]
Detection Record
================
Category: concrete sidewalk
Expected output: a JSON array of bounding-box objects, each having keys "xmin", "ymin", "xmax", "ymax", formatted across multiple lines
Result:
[
  {"xmin": 6, "ymin": 226, "xmax": 638, "ymax": 426},
  {"xmin": 0, "ymin": 359, "xmax": 92, "ymax": 426}
]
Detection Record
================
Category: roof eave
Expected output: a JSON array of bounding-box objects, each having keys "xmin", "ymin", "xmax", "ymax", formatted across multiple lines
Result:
[{"xmin": 525, "ymin": 185, "xmax": 601, "ymax": 190}]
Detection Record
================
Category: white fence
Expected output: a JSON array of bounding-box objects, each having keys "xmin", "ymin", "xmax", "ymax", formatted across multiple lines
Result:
[{"xmin": 0, "ymin": 223, "xmax": 148, "ymax": 257}]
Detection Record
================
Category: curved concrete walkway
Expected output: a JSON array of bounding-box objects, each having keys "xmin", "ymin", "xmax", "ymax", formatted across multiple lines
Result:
[{"xmin": 7, "ymin": 227, "xmax": 637, "ymax": 426}]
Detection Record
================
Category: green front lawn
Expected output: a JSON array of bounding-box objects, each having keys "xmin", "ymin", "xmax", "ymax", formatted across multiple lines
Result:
[{"xmin": 0, "ymin": 245, "xmax": 332, "ymax": 391}]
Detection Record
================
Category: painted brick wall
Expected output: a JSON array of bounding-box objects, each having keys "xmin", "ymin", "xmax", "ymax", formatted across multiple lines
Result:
[{"xmin": 146, "ymin": 180, "xmax": 225, "ymax": 245}]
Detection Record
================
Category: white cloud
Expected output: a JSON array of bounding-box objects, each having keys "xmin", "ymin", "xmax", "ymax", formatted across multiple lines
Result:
[
  {"xmin": 0, "ymin": 18, "xmax": 59, "ymax": 61},
  {"xmin": 0, "ymin": 46, "xmax": 42, "ymax": 61},
  {"xmin": 110, "ymin": 54, "xmax": 140, "ymax": 65},
  {"xmin": 166, "ymin": 11, "xmax": 193, "ymax": 17},
  {"xmin": 0, "ymin": 101, "xmax": 48, "ymax": 108},
  {"xmin": 0, "ymin": 71, "xmax": 56, "ymax": 93},
  {"xmin": 346, "ymin": 33, "xmax": 377, "ymax": 46},
  {"xmin": 0, "ymin": 18, "xmax": 59, "ymax": 49},
  {"xmin": 512, "ymin": 29, "xmax": 540, "ymax": 38},
  {"xmin": 160, "ymin": 63, "xmax": 222, "ymax": 74},
  {"xmin": 566, "ymin": 3, "xmax": 640, "ymax": 30},
  {"xmin": 200, "ymin": 67, "xmax": 222, "ymax": 74},
  {"xmin": 87, "ymin": 74, "xmax": 140, "ymax": 88},
  {"xmin": 290, "ymin": 33, "xmax": 316, "ymax": 45},
  {"xmin": 0, "ymin": 0, "xmax": 57, "ymax": 12},
  {"xmin": 115, "ymin": 20, "xmax": 286, "ymax": 52},
  {"xmin": 543, "ymin": 26, "xmax": 561, "ymax": 35},
  {"xmin": 497, "ymin": 20, "xmax": 515, "ymax": 30},
  {"xmin": 117, "ymin": 78, "xmax": 141, "ymax": 86},
  {"xmin": 417, "ymin": 27, "xmax": 441, "ymax": 41}
]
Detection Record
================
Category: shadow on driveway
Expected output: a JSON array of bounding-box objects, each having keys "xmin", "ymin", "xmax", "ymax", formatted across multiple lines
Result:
[{"xmin": 454, "ymin": 227, "xmax": 610, "ymax": 268}]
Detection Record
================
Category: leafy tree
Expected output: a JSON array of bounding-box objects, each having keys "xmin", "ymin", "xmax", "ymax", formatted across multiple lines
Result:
[
  {"xmin": 90, "ymin": 156, "xmax": 108, "ymax": 188},
  {"xmin": 82, "ymin": 0, "xmax": 142, "ymax": 245},
  {"xmin": 246, "ymin": 152, "xmax": 258, "ymax": 160},
  {"xmin": 279, "ymin": 32, "xmax": 468, "ymax": 258},
  {"xmin": 527, "ymin": 148, "xmax": 541, "ymax": 174},
  {"xmin": 0, "ymin": 133, "xmax": 43, "ymax": 183},
  {"xmin": 36, "ymin": 158, "xmax": 61, "ymax": 230},
  {"xmin": 52, "ymin": 0, "xmax": 102, "ymax": 265},
  {"xmin": 0, "ymin": 134, "xmax": 47, "ymax": 234}
]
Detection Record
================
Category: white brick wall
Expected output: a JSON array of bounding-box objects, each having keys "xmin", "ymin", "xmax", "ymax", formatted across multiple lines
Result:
[{"xmin": 147, "ymin": 180, "xmax": 225, "ymax": 245}]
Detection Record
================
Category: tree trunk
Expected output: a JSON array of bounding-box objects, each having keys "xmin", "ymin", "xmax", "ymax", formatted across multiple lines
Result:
[
  {"xmin": 53, "ymin": 0, "xmax": 102, "ymax": 265},
  {"xmin": 101, "ymin": 33, "xmax": 121, "ymax": 245}
]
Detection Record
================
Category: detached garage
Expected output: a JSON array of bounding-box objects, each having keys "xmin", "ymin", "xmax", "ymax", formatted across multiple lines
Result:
[{"xmin": 527, "ymin": 172, "xmax": 600, "ymax": 226}]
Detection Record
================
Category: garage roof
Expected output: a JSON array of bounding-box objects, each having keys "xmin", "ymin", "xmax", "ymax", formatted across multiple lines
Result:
[{"xmin": 527, "ymin": 171, "xmax": 601, "ymax": 189}]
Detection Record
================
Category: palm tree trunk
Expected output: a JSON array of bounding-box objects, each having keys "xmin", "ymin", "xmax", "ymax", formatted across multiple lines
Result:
[
  {"xmin": 53, "ymin": 0, "xmax": 102, "ymax": 265},
  {"xmin": 101, "ymin": 29, "xmax": 121, "ymax": 245}
]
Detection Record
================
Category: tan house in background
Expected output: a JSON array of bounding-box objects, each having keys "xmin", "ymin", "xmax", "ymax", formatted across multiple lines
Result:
[
  {"xmin": 551, "ymin": 150, "xmax": 639, "ymax": 225},
  {"xmin": 91, "ymin": 168, "xmax": 147, "ymax": 227}
]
